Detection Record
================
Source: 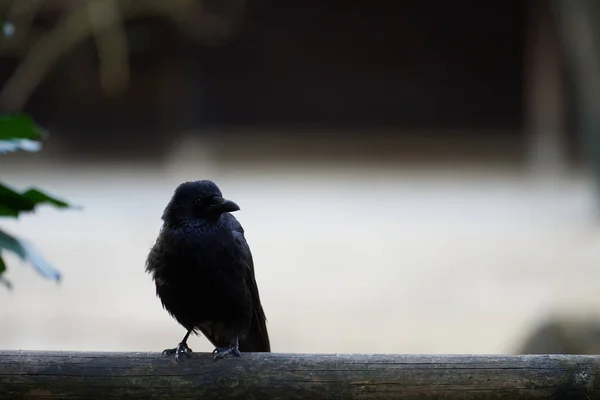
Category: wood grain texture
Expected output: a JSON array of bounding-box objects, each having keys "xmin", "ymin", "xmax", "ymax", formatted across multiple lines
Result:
[{"xmin": 0, "ymin": 351, "xmax": 598, "ymax": 399}]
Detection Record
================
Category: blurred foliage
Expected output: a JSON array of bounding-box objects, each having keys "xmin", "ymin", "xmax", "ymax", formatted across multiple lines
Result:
[{"xmin": 0, "ymin": 113, "xmax": 74, "ymax": 288}]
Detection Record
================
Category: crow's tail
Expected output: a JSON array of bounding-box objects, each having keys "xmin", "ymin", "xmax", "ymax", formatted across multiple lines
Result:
[{"xmin": 239, "ymin": 305, "xmax": 270, "ymax": 352}]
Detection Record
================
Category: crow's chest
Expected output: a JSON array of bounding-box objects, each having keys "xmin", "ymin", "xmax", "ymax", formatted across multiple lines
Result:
[
  {"xmin": 156, "ymin": 242, "xmax": 249, "ymax": 325},
  {"xmin": 163, "ymin": 236, "xmax": 245, "ymax": 294}
]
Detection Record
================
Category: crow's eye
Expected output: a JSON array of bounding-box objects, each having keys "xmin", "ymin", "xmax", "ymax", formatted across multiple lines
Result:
[{"xmin": 194, "ymin": 198, "xmax": 204, "ymax": 206}]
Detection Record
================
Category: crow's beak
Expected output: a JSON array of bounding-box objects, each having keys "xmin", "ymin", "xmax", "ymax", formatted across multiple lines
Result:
[{"xmin": 211, "ymin": 197, "xmax": 240, "ymax": 213}]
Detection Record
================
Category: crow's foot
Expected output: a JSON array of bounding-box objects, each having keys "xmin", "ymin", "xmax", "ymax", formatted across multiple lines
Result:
[
  {"xmin": 162, "ymin": 341, "xmax": 193, "ymax": 361},
  {"xmin": 212, "ymin": 338, "xmax": 240, "ymax": 359}
]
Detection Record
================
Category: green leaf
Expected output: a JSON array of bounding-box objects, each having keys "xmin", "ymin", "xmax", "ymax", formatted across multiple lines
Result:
[
  {"xmin": 0, "ymin": 204, "xmax": 19, "ymax": 218},
  {"xmin": 21, "ymin": 188, "xmax": 71, "ymax": 209},
  {"xmin": 0, "ymin": 228, "xmax": 26, "ymax": 259},
  {"xmin": 0, "ymin": 255, "xmax": 12, "ymax": 289},
  {"xmin": 0, "ymin": 114, "xmax": 43, "ymax": 140},
  {"xmin": 0, "ymin": 183, "xmax": 36, "ymax": 217},
  {"xmin": 0, "ymin": 114, "xmax": 45, "ymax": 153},
  {"xmin": 0, "ymin": 254, "xmax": 5, "ymax": 275},
  {"xmin": 0, "ymin": 183, "xmax": 75, "ymax": 218},
  {"xmin": 0, "ymin": 229, "xmax": 61, "ymax": 281}
]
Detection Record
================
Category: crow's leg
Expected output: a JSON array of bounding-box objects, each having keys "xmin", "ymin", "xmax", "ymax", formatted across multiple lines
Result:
[
  {"xmin": 162, "ymin": 329, "xmax": 193, "ymax": 361},
  {"xmin": 213, "ymin": 336, "xmax": 241, "ymax": 359}
]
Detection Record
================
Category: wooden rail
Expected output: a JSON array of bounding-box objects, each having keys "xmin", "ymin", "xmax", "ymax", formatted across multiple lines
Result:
[{"xmin": 0, "ymin": 351, "xmax": 599, "ymax": 399}]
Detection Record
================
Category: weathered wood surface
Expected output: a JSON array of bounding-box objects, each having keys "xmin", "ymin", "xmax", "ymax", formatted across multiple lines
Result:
[{"xmin": 0, "ymin": 351, "xmax": 598, "ymax": 399}]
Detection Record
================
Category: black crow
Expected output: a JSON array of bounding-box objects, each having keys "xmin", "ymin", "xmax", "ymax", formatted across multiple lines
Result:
[{"xmin": 145, "ymin": 180, "xmax": 270, "ymax": 360}]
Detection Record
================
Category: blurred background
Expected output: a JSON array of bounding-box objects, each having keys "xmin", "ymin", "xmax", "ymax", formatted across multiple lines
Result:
[{"xmin": 2, "ymin": 0, "xmax": 600, "ymax": 355}]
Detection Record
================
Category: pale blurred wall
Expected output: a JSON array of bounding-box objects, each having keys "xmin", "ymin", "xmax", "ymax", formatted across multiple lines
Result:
[{"xmin": 2, "ymin": 132, "xmax": 600, "ymax": 355}]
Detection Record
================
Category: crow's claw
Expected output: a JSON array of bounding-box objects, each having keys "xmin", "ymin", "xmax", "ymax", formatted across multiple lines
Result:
[
  {"xmin": 213, "ymin": 338, "xmax": 241, "ymax": 359},
  {"xmin": 213, "ymin": 346, "xmax": 241, "ymax": 359},
  {"xmin": 162, "ymin": 341, "xmax": 193, "ymax": 361}
]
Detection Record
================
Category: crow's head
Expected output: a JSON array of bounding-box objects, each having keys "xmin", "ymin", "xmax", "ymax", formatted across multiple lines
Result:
[{"xmin": 162, "ymin": 180, "xmax": 240, "ymax": 225}]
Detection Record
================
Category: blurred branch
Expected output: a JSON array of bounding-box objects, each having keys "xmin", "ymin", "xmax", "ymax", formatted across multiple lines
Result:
[
  {"xmin": 553, "ymin": 0, "xmax": 600, "ymax": 91},
  {"xmin": 4, "ymin": 0, "xmax": 45, "ymax": 42},
  {"xmin": 0, "ymin": 1, "xmax": 95, "ymax": 111},
  {"xmin": 0, "ymin": 0, "xmax": 45, "ymax": 56},
  {"xmin": 552, "ymin": 0, "xmax": 600, "ymax": 189},
  {"xmin": 87, "ymin": 0, "xmax": 129, "ymax": 98},
  {"xmin": 0, "ymin": 0, "xmax": 246, "ymax": 111}
]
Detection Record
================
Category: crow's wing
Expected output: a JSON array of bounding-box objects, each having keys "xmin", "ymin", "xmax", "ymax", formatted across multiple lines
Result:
[{"xmin": 224, "ymin": 214, "xmax": 271, "ymax": 352}]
